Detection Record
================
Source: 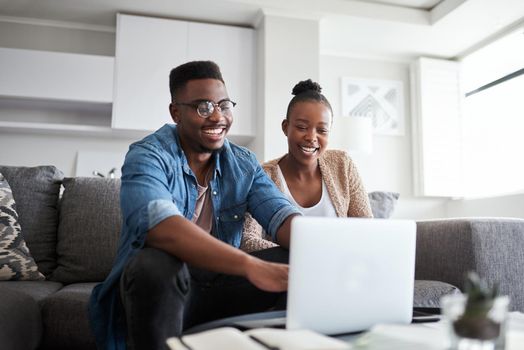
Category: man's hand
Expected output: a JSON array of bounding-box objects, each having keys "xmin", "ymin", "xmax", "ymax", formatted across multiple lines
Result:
[
  {"xmin": 147, "ymin": 216, "xmax": 288, "ymax": 292},
  {"xmin": 244, "ymin": 256, "xmax": 288, "ymax": 292}
]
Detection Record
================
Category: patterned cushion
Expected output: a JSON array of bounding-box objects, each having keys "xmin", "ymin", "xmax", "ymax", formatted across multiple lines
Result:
[
  {"xmin": 0, "ymin": 172, "xmax": 44, "ymax": 281},
  {"xmin": 0, "ymin": 165, "xmax": 63, "ymax": 276},
  {"xmin": 368, "ymin": 191, "xmax": 400, "ymax": 218},
  {"xmin": 49, "ymin": 178, "xmax": 122, "ymax": 284}
]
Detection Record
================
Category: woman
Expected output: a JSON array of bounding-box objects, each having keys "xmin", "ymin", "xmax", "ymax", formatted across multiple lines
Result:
[{"xmin": 241, "ymin": 79, "xmax": 373, "ymax": 252}]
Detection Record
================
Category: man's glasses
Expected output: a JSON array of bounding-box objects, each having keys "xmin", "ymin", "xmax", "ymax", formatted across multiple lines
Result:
[{"xmin": 175, "ymin": 99, "xmax": 237, "ymax": 118}]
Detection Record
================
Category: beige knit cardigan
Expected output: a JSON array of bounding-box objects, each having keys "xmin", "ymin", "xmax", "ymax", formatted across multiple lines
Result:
[{"xmin": 240, "ymin": 149, "xmax": 373, "ymax": 252}]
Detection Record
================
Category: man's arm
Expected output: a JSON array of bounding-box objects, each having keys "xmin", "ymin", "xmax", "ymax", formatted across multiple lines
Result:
[
  {"xmin": 146, "ymin": 215, "xmax": 288, "ymax": 292},
  {"xmin": 274, "ymin": 214, "xmax": 300, "ymax": 249},
  {"xmin": 247, "ymin": 157, "xmax": 302, "ymax": 246}
]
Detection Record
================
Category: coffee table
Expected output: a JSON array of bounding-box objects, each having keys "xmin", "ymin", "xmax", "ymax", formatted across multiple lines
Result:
[
  {"xmin": 336, "ymin": 312, "xmax": 524, "ymax": 350},
  {"xmin": 183, "ymin": 311, "xmax": 524, "ymax": 349}
]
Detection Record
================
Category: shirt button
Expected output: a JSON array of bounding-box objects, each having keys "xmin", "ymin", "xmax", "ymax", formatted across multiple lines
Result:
[
  {"xmin": 212, "ymin": 191, "xmax": 217, "ymax": 196},
  {"xmin": 233, "ymin": 215, "xmax": 239, "ymax": 219},
  {"xmin": 216, "ymin": 216, "xmax": 220, "ymax": 221}
]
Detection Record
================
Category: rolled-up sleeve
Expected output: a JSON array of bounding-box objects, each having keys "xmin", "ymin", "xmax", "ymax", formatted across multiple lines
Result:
[
  {"xmin": 120, "ymin": 144, "xmax": 183, "ymax": 247},
  {"xmin": 247, "ymin": 160, "xmax": 301, "ymax": 242},
  {"xmin": 147, "ymin": 199, "xmax": 181, "ymax": 229}
]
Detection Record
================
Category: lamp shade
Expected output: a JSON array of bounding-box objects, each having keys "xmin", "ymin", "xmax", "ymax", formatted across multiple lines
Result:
[{"xmin": 336, "ymin": 116, "xmax": 373, "ymax": 154}]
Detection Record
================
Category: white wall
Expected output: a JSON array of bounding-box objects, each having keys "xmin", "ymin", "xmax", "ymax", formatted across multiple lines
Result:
[
  {"xmin": 253, "ymin": 13, "xmax": 320, "ymax": 161},
  {"xmin": 446, "ymin": 194, "xmax": 524, "ymax": 218},
  {"xmin": 320, "ymin": 54, "xmax": 448, "ymax": 219},
  {"xmin": 0, "ymin": 132, "xmax": 134, "ymax": 177}
]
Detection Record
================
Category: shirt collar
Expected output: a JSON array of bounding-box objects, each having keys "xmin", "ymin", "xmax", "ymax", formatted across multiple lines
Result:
[{"xmin": 173, "ymin": 125, "xmax": 224, "ymax": 178}]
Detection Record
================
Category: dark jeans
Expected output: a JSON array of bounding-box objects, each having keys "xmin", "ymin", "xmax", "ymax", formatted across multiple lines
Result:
[{"xmin": 120, "ymin": 246, "xmax": 289, "ymax": 350}]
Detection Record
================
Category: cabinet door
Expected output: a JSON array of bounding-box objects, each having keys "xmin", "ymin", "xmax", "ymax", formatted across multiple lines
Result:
[
  {"xmin": 187, "ymin": 22, "xmax": 255, "ymax": 137},
  {"xmin": 112, "ymin": 14, "xmax": 188, "ymax": 131},
  {"xmin": 0, "ymin": 48, "xmax": 113, "ymax": 103}
]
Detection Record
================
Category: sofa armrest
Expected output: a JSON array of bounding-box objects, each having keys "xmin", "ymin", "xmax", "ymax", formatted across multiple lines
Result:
[{"xmin": 415, "ymin": 217, "xmax": 524, "ymax": 312}]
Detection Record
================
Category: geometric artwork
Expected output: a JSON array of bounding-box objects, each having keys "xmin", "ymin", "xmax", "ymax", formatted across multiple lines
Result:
[{"xmin": 341, "ymin": 77, "xmax": 405, "ymax": 136}]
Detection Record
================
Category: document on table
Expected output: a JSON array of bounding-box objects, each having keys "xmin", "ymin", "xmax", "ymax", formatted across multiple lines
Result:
[{"xmin": 166, "ymin": 327, "xmax": 351, "ymax": 350}]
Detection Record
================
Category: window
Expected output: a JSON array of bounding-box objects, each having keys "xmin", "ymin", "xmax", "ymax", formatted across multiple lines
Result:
[
  {"xmin": 411, "ymin": 27, "xmax": 524, "ymax": 198},
  {"xmin": 461, "ymin": 28, "xmax": 524, "ymax": 198}
]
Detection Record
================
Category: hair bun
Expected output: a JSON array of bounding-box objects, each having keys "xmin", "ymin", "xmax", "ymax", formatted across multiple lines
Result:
[{"xmin": 292, "ymin": 79, "xmax": 322, "ymax": 96}]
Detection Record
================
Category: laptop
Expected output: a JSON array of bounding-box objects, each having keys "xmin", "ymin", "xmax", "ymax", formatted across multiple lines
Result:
[
  {"xmin": 286, "ymin": 216, "xmax": 416, "ymax": 335},
  {"xmin": 184, "ymin": 217, "xmax": 417, "ymax": 335}
]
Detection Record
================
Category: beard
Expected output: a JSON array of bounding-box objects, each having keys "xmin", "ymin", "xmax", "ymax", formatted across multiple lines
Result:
[{"xmin": 200, "ymin": 142, "xmax": 225, "ymax": 154}]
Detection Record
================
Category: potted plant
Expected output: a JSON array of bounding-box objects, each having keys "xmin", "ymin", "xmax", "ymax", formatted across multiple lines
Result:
[
  {"xmin": 441, "ymin": 272, "xmax": 509, "ymax": 349},
  {"xmin": 453, "ymin": 272, "xmax": 501, "ymax": 340}
]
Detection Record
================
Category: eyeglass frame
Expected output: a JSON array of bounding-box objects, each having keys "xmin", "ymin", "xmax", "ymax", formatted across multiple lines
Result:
[{"xmin": 174, "ymin": 99, "xmax": 237, "ymax": 118}]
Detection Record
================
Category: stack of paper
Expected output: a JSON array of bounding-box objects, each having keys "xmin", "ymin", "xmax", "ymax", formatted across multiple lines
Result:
[{"xmin": 166, "ymin": 327, "xmax": 351, "ymax": 350}]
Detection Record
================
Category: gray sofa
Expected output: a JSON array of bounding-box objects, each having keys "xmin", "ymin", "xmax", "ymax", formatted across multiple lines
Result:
[
  {"xmin": 0, "ymin": 165, "xmax": 523, "ymax": 350},
  {"xmin": 415, "ymin": 218, "xmax": 524, "ymax": 313},
  {"xmin": 0, "ymin": 166, "xmax": 121, "ymax": 350}
]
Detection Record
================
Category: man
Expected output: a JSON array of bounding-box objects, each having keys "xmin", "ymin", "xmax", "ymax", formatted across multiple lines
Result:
[{"xmin": 88, "ymin": 61, "xmax": 301, "ymax": 350}]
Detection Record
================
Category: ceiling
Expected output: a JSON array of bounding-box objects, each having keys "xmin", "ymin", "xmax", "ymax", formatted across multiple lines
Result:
[
  {"xmin": 0, "ymin": 0, "xmax": 522, "ymax": 60},
  {"xmin": 321, "ymin": 0, "xmax": 524, "ymax": 59},
  {"xmin": 356, "ymin": 0, "xmax": 443, "ymax": 10}
]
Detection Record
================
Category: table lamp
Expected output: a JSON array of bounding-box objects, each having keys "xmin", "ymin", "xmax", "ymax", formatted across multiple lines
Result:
[{"xmin": 336, "ymin": 115, "xmax": 373, "ymax": 154}]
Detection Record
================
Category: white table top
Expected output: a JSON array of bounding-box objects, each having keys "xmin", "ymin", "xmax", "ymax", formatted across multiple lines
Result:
[{"xmin": 337, "ymin": 312, "xmax": 524, "ymax": 350}]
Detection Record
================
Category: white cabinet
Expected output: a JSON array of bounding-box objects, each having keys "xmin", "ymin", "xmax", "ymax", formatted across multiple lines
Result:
[
  {"xmin": 0, "ymin": 47, "xmax": 113, "ymax": 103},
  {"xmin": 112, "ymin": 14, "xmax": 256, "ymax": 139},
  {"xmin": 0, "ymin": 15, "xmax": 256, "ymax": 141},
  {"xmin": 112, "ymin": 14, "xmax": 188, "ymax": 131},
  {"xmin": 186, "ymin": 22, "xmax": 255, "ymax": 138},
  {"xmin": 0, "ymin": 47, "xmax": 117, "ymax": 135}
]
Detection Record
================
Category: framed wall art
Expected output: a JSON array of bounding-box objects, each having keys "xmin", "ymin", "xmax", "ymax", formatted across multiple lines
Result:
[{"xmin": 341, "ymin": 77, "xmax": 405, "ymax": 136}]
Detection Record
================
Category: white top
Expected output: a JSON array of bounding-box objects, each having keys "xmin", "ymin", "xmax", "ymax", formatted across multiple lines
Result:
[{"xmin": 277, "ymin": 165, "xmax": 337, "ymax": 217}]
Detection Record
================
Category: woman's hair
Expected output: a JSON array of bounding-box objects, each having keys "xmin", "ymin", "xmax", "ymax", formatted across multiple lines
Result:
[{"xmin": 286, "ymin": 79, "xmax": 333, "ymax": 119}]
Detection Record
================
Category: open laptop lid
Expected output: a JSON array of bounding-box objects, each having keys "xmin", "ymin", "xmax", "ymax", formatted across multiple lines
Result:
[{"xmin": 286, "ymin": 217, "xmax": 416, "ymax": 335}]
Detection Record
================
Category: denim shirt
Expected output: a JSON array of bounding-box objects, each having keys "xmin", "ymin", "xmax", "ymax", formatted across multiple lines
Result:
[{"xmin": 88, "ymin": 124, "xmax": 300, "ymax": 350}]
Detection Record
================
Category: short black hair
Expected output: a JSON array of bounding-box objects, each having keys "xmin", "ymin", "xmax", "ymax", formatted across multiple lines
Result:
[
  {"xmin": 286, "ymin": 79, "xmax": 333, "ymax": 119},
  {"xmin": 169, "ymin": 61, "xmax": 224, "ymax": 101}
]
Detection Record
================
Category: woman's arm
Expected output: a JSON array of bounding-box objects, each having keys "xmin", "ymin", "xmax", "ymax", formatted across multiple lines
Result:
[{"xmin": 347, "ymin": 157, "xmax": 373, "ymax": 218}]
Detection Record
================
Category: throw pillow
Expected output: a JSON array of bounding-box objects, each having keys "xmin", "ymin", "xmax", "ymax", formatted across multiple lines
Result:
[
  {"xmin": 368, "ymin": 191, "xmax": 400, "ymax": 219},
  {"xmin": 0, "ymin": 165, "xmax": 63, "ymax": 276},
  {"xmin": 49, "ymin": 177, "xmax": 122, "ymax": 284},
  {"xmin": 0, "ymin": 172, "xmax": 45, "ymax": 280}
]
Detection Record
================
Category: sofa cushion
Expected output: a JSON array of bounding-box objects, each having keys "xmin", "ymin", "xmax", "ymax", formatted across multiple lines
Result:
[
  {"xmin": 0, "ymin": 287, "xmax": 43, "ymax": 350},
  {"xmin": 0, "ymin": 173, "xmax": 45, "ymax": 280},
  {"xmin": 0, "ymin": 166, "xmax": 63, "ymax": 276},
  {"xmin": 0, "ymin": 280, "xmax": 63, "ymax": 303},
  {"xmin": 50, "ymin": 178, "xmax": 121, "ymax": 284},
  {"xmin": 41, "ymin": 282, "xmax": 97, "ymax": 350},
  {"xmin": 413, "ymin": 279, "xmax": 460, "ymax": 309},
  {"xmin": 368, "ymin": 191, "xmax": 400, "ymax": 218}
]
